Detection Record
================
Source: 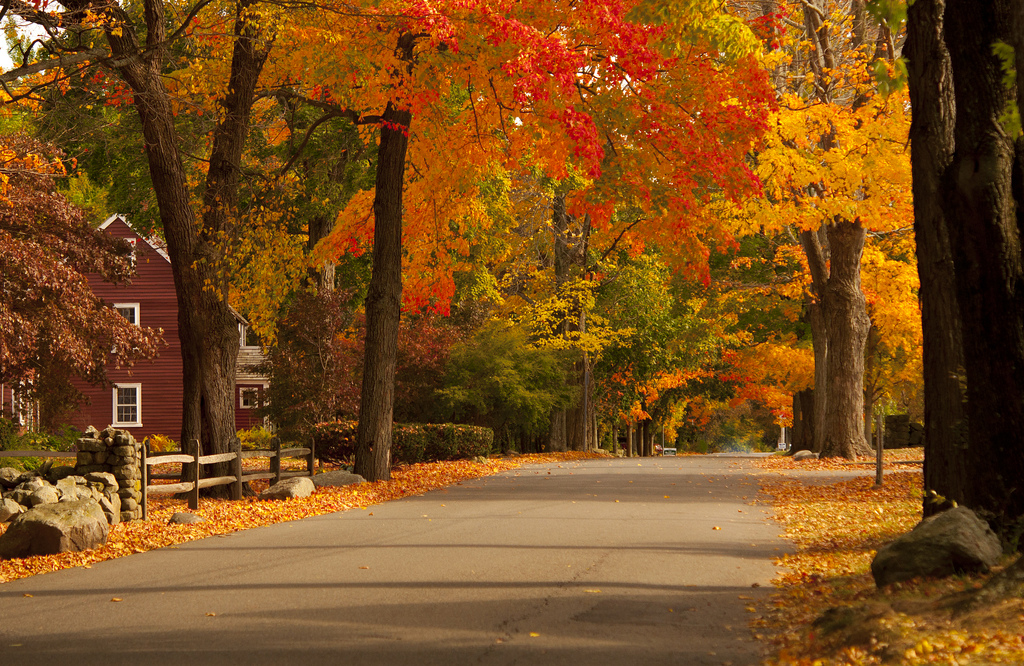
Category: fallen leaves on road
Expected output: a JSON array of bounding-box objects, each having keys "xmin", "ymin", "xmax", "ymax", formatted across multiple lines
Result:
[
  {"xmin": 758, "ymin": 470, "xmax": 1024, "ymax": 665},
  {"xmin": 0, "ymin": 452, "xmax": 605, "ymax": 584},
  {"xmin": 754, "ymin": 448, "xmax": 924, "ymax": 473}
]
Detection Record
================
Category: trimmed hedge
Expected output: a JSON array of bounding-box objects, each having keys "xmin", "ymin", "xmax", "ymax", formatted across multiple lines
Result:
[{"xmin": 313, "ymin": 421, "xmax": 493, "ymax": 465}]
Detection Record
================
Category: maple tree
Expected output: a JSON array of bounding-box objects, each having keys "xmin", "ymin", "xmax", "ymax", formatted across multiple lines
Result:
[
  {"xmin": 0, "ymin": 133, "xmax": 162, "ymax": 423},
  {"xmin": 731, "ymin": 0, "xmax": 913, "ymax": 459}
]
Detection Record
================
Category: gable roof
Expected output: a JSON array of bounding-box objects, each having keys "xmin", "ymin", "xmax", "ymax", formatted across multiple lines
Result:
[
  {"xmin": 99, "ymin": 214, "xmax": 171, "ymax": 263},
  {"xmin": 97, "ymin": 214, "xmax": 250, "ymax": 326}
]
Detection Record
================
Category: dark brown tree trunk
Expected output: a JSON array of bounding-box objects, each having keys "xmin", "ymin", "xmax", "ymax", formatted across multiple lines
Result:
[
  {"xmin": 354, "ymin": 102, "xmax": 411, "ymax": 482},
  {"xmin": 84, "ymin": 0, "xmax": 269, "ymax": 489},
  {"xmin": 791, "ymin": 389, "xmax": 814, "ymax": 453},
  {"xmin": 626, "ymin": 422, "xmax": 634, "ymax": 457},
  {"xmin": 801, "ymin": 229, "xmax": 830, "ymax": 453},
  {"xmin": 308, "ymin": 213, "xmax": 336, "ymax": 292},
  {"xmin": 548, "ymin": 410, "xmax": 567, "ymax": 452},
  {"xmin": 942, "ymin": 0, "xmax": 1024, "ymax": 544},
  {"xmin": 906, "ymin": 0, "xmax": 969, "ymax": 517},
  {"xmin": 820, "ymin": 221, "xmax": 872, "ymax": 459}
]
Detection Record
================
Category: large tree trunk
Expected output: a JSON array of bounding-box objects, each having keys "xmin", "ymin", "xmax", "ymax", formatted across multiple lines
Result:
[
  {"xmin": 92, "ymin": 0, "xmax": 268, "ymax": 488},
  {"xmin": 801, "ymin": 223, "xmax": 873, "ymax": 460},
  {"xmin": 791, "ymin": 389, "xmax": 814, "ymax": 453},
  {"xmin": 941, "ymin": 0, "xmax": 1024, "ymax": 545},
  {"xmin": 819, "ymin": 221, "xmax": 872, "ymax": 459},
  {"xmin": 354, "ymin": 102, "xmax": 411, "ymax": 482},
  {"xmin": 906, "ymin": 0, "xmax": 968, "ymax": 517}
]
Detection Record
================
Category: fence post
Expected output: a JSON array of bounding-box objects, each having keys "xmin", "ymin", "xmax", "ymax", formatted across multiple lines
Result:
[
  {"xmin": 271, "ymin": 436, "xmax": 281, "ymax": 484},
  {"xmin": 230, "ymin": 436, "xmax": 243, "ymax": 501},
  {"xmin": 141, "ymin": 440, "xmax": 149, "ymax": 520},
  {"xmin": 189, "ymin": 438, "xmax": 200, "ymax": 510},
  {"xmin": 307, "ymin": 437, "xmax": 315, "ymax": 477}
]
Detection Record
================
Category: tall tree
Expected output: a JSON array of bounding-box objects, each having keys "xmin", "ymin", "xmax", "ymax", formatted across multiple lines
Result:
[
  {"xmin": 4, "ymin": 0, "xmax": 274, "ymax": 480},
  {"xmin": 905, "ymin": 0, "xmax": 968, "ymax": 515},
  {"xmin": 937, "ymin": 0, "xmax": 1024, "ymax": 545}
]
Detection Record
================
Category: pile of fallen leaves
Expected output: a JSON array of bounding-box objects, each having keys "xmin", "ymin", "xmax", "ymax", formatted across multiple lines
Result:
[
  {"xmin": 0, "ymin": 451, "xmax": 606, "ymax": 584},
  {"xmin": 757, "ymin": 467, "xmax": 1024, "ymax": 665},
  {"xmin": 756, "ymin": 448, "xmax": 924, "ymax": 473}
]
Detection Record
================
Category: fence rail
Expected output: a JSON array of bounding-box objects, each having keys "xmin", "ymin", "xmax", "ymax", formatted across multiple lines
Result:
[
  {"xmin": 0, "ymin": 450, "xmax": 77, "ymax": 459},
  {"xmin": 141, "ymin": 437, "xmax": 315, "ymax": 519}
]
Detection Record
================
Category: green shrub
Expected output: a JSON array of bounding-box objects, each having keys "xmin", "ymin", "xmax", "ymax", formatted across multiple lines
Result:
[{"xmin": 314, "ymin": 421, "xmax": 493, "ymax": 465}]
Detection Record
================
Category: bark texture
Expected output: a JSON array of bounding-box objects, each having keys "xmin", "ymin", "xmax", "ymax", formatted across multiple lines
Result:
[
  {"xmin": 820, "ymin": 221, "xmax": 872, "ymax": 459},
  {"xmin": 942, "ymin": 0, "xmax": 1024, "ymax": 544},
  {"xmin": 906, "ymin": 0, "xmax": 968, "ymax": 516},
  {"xmin": 802, "ymin": 224, "xmax": 872, "ymax": 459},
  {"xmin": 63, "ymin": 0, "xmax": 270, "ymax": 487},
  {"xmin": 355, "ymin": 102, "xmax": 411, "ymax": 482}
]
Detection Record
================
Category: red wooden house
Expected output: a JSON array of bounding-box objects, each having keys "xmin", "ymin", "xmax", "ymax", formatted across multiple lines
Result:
[{"xmin": 65, "ymin": 215, "xmax": 268, "ymax": 442}]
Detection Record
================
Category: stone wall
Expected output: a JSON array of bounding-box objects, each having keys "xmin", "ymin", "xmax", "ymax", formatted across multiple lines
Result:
[{"xmin": 74, "ymin": 426, "xmax": 143, "ymax": 522}]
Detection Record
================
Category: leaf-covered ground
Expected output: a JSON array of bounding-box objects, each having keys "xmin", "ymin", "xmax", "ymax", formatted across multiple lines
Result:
[
  {"xmin": 755, "ymin": 450, "xmax": 1024, "ymax": 665},
  {"xmin": 0, "ymin": 451, "xmax": 604, "ymax": 584}
]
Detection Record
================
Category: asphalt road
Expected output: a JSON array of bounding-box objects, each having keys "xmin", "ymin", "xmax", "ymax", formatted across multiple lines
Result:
[{"xmin": 0, "ymin": 456, "xmax": 795, "ymax": 666}]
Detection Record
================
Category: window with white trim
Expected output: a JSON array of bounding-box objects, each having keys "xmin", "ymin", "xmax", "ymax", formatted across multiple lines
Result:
[
  {"xmin": 113, "ymin": 384, "xmax": 142, "ymax": 427},
  {"xmin": 239, "ymin": 387, "xmax": 260, "ymax": 409},
  {"xmin": 114, "ymin": 303, "xmax": 140, "ymax": 326}
]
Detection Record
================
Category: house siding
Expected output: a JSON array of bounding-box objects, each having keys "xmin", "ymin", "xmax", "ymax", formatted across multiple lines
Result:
[{"xmin": 70, "ymin": 217, "xmax": 184, "ymax": 442}]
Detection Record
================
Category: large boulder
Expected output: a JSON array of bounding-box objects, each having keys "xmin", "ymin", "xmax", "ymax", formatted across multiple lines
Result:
[
  {"xmin": 311, "ymin": 470, "xmax": 366, "ymax": 488},
  {"xmin": 0, "ymin": 499, "xmax": 109, "ymax": 559},
  {"xmin": 871, "ymin": 506, "xmax": 1002, "ymax": 587},
  {"xmin": 259, "ymin": 476, "xmax": 316, "ymax": 500}
]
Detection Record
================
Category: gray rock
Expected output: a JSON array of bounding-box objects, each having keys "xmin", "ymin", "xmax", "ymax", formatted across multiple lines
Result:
[
  {"xmin": 6, "ymin": 489, "xmax": 31, "ymax": 506},
  {"xmin": 60, "ymin": 486, "xmax": 97, "ymax": 503},
  {"xmin": 98, "ymin": 493, "xmax": 121, "ymax": 525},
  {"xmin": 55, "ymin": 476, "xmax": 86, "ymax": 493},
  {"xmin": 76, "ymin": 438, "xmax": 104, "ymax": 453},
  {"xmin": 85, "ymin": 472, "xmax": 118, "ymax": 488},
  {"xmin": 871, "ymin": 506, "xmax": 1002, "ymax": 587},
  {"xmin": 45, "ymin": 466, "xmax": 77, "ymax": 483},
  {"xmin": 0, "ymin": 467, "xmax": 19, "ymax": 489},
  {"xmin": 0, "ymin": 499, "xmax": 109, "ymax": 559},
  {"xmin": 21, "ymin": 477, "xmax": 46, "ymax": 492},
  {"xmin": 28, "ymin": 486, "xmax": 60, "ymax": 507},
  {"xmin": 792, "ymin": 450, "xmax": 819, "ymax": 461},
  {"xmin": 311, "ymin": 470, "xmax": 366, "ymax": 488},
  {"xmin": 0, "ymin": 498, "xmax": 24, "ymax": 522},
  {"xmin": 168, "ymin": 512, "xmax": 205, "ymax": 525},
  {"xmin": 259, "ymin": 476, "xmax": 316, "ymax": 500}
]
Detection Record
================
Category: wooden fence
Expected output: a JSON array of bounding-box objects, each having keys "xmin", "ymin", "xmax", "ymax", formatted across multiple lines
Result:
[
  {"xmin": 141, "ymin": 437, "xmax": 315, "ymax": 519},
  {"xmin": 0, "ymin": 450, "xmax": 77, "ymax": 462}
]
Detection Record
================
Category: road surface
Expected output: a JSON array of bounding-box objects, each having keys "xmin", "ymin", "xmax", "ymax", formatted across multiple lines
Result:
[{"xmin": 0, "ymin": 455, "xmax": 795, "ymax": 665}]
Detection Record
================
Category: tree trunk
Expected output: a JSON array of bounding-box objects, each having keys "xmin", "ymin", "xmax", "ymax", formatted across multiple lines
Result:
[
  {"xmin": 91, "ymin": 0, "xmax": 269, "ymax": 488},
  {"xmin": 791, "ymin": 389, "xmax": 814, "ymax": 453},
  {"xmin": 820, "ymin": 221, "xmax": 872, "ymax": 459},
  {"xmin": 548, "ymin": 410, "xmax": 567, "ymax": 452},
  {"xmin": 626, "ymin": 422, "xmax": 634, "ymax": 457},
  {"xmin": 942, "ymin": 0, "xmax": 1024, "ymax": 544},
  {"xmin": 801, "ymin": 229, "xmax": 830, "ymax": 453},
  {"xmin": 906, "ymin": 0, "xmax": 969, "ymax": 516},
  {"xmin": 308, "ymin": 213, "xmax": 336, "ymax": 292},
  {"xmin": 354, "ymin": 102, "xmax": 411, "ymax": 482}
]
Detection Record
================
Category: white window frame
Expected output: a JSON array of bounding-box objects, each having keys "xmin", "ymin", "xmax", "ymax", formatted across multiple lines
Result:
[
  {"xmin": 112, "ymin": 383, "xmax": 142, "ymax": 428},
  {"xmin": 113, "ymin": 302, "xmax": 140, "ymax": 326},
  {"xmin": 239, "ymin": 386, "xmax": 260, "ymax": 410}
]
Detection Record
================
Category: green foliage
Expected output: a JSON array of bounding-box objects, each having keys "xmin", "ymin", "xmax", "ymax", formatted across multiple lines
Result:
[
  {"xmin": 0, "ymin": 419, "xmax": 80, "ymax": 471},
  {"xmin": 992, "ymin": 41, "xmax": 1022, "ymax": 138},
  {"xmin": 437, "ymin": 322, "xmax": 578, "ymax": 451},
  {"xmin": 236, "ymin": 426, "xmax": 274, "ymax": 451},
  {"xmin": 313, "ymin": 421, "xmax": 493, "ymax": 465}
]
